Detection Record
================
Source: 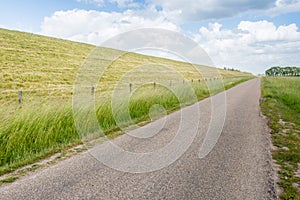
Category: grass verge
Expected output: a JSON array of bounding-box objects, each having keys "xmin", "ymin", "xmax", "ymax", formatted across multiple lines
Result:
[
  {"xmin": 261, "ymin": 77, "xmax": 300, "ymax": 199},
  {"xmin": 0, "ymin": 176, "xmax": 19, "ymax": 184}
]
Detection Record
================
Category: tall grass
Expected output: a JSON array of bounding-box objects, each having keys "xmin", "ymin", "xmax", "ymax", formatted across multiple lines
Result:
[{"xmin": 0, "ymin": 103, "xmax": 79, "ymax": 174}]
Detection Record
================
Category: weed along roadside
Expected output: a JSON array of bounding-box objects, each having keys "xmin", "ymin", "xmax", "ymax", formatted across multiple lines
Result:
[
  {"xmin": 0, "ymin": 28, "xmax": 254, "ymax": 181},
  {"xmin": 261, "ymin": 77, "xmax": 300, "ymax": 199}
]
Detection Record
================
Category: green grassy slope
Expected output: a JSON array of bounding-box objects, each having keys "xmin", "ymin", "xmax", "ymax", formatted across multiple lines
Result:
[
  {"xmin": 0, "ymin": 28, "xmax": 94, "ymax": 104},
  {"xmin": 0, "ymin": 28, "xmax": 252, "ymax": 104},
  {"xmin": 0, "ymin": 28, "xmax": 254, "ymax": 175}
]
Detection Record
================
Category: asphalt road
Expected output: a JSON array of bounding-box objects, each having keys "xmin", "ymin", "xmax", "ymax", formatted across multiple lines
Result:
[{"xmin": 0, "ymin": 78, "xmax": 276, "ymax": 199}]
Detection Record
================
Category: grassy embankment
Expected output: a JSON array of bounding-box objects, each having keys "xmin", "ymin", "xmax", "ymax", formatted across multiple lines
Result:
[
  {"xmin": 0, "ymin": 28, "xmax": 254, "ymax": 177},
  {"xmin": 261, "ymin": 77, "xmax": 300, "ymax": 199}
]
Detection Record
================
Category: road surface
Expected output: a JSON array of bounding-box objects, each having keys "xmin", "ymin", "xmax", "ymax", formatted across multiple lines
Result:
[{"xmin": 0, "ymin": 78, "xmax": 276, "ymax": 199}]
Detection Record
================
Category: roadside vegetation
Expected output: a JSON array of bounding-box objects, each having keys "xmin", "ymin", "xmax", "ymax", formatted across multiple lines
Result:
[
  {"xmin": 0, "ymin": 28, "xmax": 254, "ymax": 177},
  {"xmin": 261, "ymin": 77, "xmax": 300, "ymax": 199}
]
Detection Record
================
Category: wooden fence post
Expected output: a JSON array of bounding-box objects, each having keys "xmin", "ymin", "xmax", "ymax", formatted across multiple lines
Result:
[
  {"xmin": 129, "ymin": 83, "xmax": 132, "ymax": 93},
  {"xmin": 91, "ymin": 86, "xmax": 95, "ymax": 96},
  {"xmin": 18, "ymin": 90, "xmax": 22, "ymax": 104}
]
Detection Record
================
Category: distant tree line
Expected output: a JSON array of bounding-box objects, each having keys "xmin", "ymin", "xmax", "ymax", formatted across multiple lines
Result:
[
  {"xmin": 223, "ymin": 67, "xmax": 241, "ymax": 72},
  {"xmin": 265, "ymin": 66, "xmax": 300, "ymax": 76}
]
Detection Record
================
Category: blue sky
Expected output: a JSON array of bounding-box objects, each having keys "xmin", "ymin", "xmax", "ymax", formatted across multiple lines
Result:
[{"xmin": 1, "ymin": 0, "xmax": 300, "ymax": 74}]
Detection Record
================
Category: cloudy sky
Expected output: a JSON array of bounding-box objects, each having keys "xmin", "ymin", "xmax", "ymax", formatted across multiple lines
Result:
[{"xmin": 1, "ymin": 0, "xmax": 300, "ymax": 74}]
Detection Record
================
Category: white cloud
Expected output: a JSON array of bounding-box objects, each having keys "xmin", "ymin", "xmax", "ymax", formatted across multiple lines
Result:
[
  {"xmin": 77, "ymin": 0, "xmax": 105, "ymax": 7},
  {"xmin": 112, "ymin": 0, "xmax": 140, "ymax": 8},
  {"xmin": 76, "ymin": 0, "xmax": 300, "ymax": 19},
  {"xmin": 268, "ymin": 0, "xmax": 300, "ymax": 15},
  {"xmin": 238, "ymin": 20, "xmax": 300, "ymax": 41},
  {"xmin": 194, "ymin": 21, "xmax": 300, "ymax": 73},
  {"xmin": 143, "ymin": 0, "xmax": 300, "ymax": 22},
  {"xmin": 40, "ymin": 9, "xmax": 178, "ymax": 45},
  {"xmin": 75, "ymin": 0, "xmax": 300, "ymax": 22},
  {"xmin": 149, "ymin": 0, "xmax": 275, "ymax": 21}
]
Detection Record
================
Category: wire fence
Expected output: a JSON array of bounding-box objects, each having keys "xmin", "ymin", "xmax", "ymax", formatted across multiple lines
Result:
[{"xmin": 0, "ymin": 76, "xmax": 251, "ymax": 105}]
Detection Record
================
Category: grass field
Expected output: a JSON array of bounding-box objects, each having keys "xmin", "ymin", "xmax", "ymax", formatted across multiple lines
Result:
[
  {"xmin": 261, "ymin": 77, "xmax": 300, "ymax": 199},
  {"xmin": 0, "ymin": 28, "xmax": 254, "ymax": 176}
]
